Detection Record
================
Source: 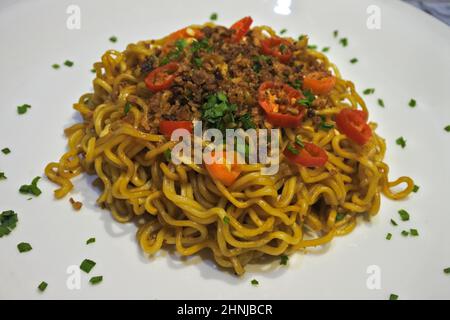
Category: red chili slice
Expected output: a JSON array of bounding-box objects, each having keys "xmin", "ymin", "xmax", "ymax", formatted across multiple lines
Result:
[
  {"xmin": 145, "ymin": 62, "xmax": 179, "ymax": 92},
  {"xmin": 159, "ymin": 120, "xmax": 193, "ymax": 137},
  {"xmin": 284, "ymin": 142, "xmax": 328, "ymax": 167},
  {"xmin": 303, "ymin": 72, "xmax": 336, "ymax": 95},
  {"xmin": 335, "ymin": 108, "xmax": 372, "ymax": 145},
  {"xmin": 258, "ymin": 81, "xmax": 305, "ymax": 128},
  {"xmin": 230, "ymin": 16, "xmax": 253, "ymax": 43},
  {"xmin": 260, "ymin": 37, "xmax": 292, "ymax": 63},
  {"xmin": 167, "ymin": 27, "xmax": 204, "ymax": 43}
]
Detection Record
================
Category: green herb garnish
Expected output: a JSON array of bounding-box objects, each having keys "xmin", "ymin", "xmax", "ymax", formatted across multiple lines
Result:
[
  {"xmin": 80, "ymin": 259, "xmax": 96, "ymax": 273},
  {"xmin": 298, "ymin": 35, "xmax": 305, "ymax": 41},
  {"xmin": 295, "ymin": 136, "xmax": 304, "ymax": 148},
  {"xmin": 413, "ymin": 185, "xmax": 419, "ymax": 193},
  {"xmin": 396, "ymin": 137, "xmax": 406, "ymax": 148},
  {"xmin": 390, "ymin": 219, "xmax": 398, "ymax": 226},
  {"xmin": 280, "ymin": 255, "xmax": 289, "ymax": 265},
  {"xmin": 239, "ymin": 113, "xmax": 256, "ymax": 130},
  {"xmin": 251, "ymin": 279, "xmax": 259, "ymax": 286},
  {"xmin": 0, "ymin": 210, "xmax": 18, "ymax": 237},
  {"xmin": 445, "ymin": 125, "xmax": 450, "ymax": 132},
  {"xmin": 339, "ymin": 38, "xmax": 348, "ymax": 47},
  {"xmin": 377, "ymin": 99, "xmax": 385, "ymax": 108},
  {"xmin": 17, "ymin": 242, "xmax": 32, "ymax": 253},
  {"xmin": 86, "ymin": 238, "xmax": 96, "ymax": 245},
  {"xmin": 408, "ymin": 99, "xmax": 416, "ymax": 108},
  {"xmin": 298, "ymin": 90, "xmax": 315, "ymax": 107},
  {"xmin": 109, "ymin": 36, "xmax": 117, "ymax": 43},
  {"xmin": 398, "ymin": 209, "xmax": 410, "ymax": 221},
  {"xmin": 280, "ymin": 28, "xmax": 287, "ymax": 35},
  {"xmin": 322, "ymin": 47, "xmax": 330, "ymax": 52},
  {"xmin": 223, "ymin": 216, "xmax": 230, "ymax": 224},
  {"xmin": 19, "ymin": 176, "xmax": 42, "ymax": 196},
  {"xmin": 333, "ymin": 30, "xmax": 338, "ymax": 38},
  {"xmin": 210, "ymin": 13, "xmax": 218, "ymax": 21},
  {"xmin": 163, "ymin": 149, "xmax": 172, "ymax": 162},
  {"xmin": 363, "ymin": 88, "xmax": 375, "ymax": 95},
  {"xmin": 193, "ymin": 57, "xmax": 203, "ymax": 68},
  {"xmin": 389, "ymin": 294, "xmax": 398, "ymax": 300},
  {"xmin": 17, "ymin": 104, "xmax": 31, "ymax": 115},
  {"xmin": 160, "ymin": 39, "xmax": 187, "ymax": 65},
  {"xmin": 286, "ymin": 144, "xmax": 299, "ymax": 155},
  {"xmin": 90, "ymin": 276, "xmax": 103, "ymax": 285},
  {"xmin": 190, "ymin": 39, "xmax": 210, "ymax": 54},
  {"xmin": 52, "ymin": 64, "xmax": 60, "ymax": 69},
  {"xmin": 350, "ymin": 58, "xmax": 358, "ymax": 64},
  {"xmin": 386, "ymin": 233, "xmax": 392, "ymax": 240},
  {"xmin": 401, "ymin": 230, "xmax": 409, "ymax": 237},
  {"xmin": 410, "ymin": 229, "xmax": 419, "ymax": 236},
  {"xmin": 2, "ymin": 148, "xmax": 10, "ymax": 155},
  {"xmin": 91, "ymin": 68, "xmax": 96, "ymax": 73},
  {"xmin": 38, "ymin": 281, "xmax": 48, "ymax": 292},
  {"xmin": 307, "ymin": 44, "xmax": 317, "ymax": 50},
  {"xmin": 0, "ymin": 172, "xmax": 6, "ymax": 180},
  {"xmin": 64, "ymin": 60, "xmax": 74, "ymax": 67},
  {"xmin": 201, "ymin": 92, "xmax": 237, "ymax": 132},
  {"xmin": 124, "ymin": 102, "xmax": 131, "ymax": 115},
  {"xmin": 444, "ymin": 268, "xmax": 450, "ymax": 274},
  {"xmin": 335, "ymin": 213, "xmax": 345, "ymax": 222}
]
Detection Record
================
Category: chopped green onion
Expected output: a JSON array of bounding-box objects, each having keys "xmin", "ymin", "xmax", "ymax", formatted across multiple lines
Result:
[
  {"xmin": 89, "ymin": 276, "xmax": 103, "ymax": 285},
  {"xmin": 17, "ymin": 104, "xmax": 31, "ymax": 115},
  {"xmin": 401, "ymin": 230, "xmax": 409, "ymax": 237},
  {"xmin": 223, "ymin": 216, "xmax": 230, "ymax": 224},
  {"xmin": 320, "ymin": 122, "xmax": 334, "ymax": 130},
  {"xmin": 333, "ymin": 30, "xmax": 338, "ymax": 38},
  {"xmin": 163, "ymin": 149, "xmax": 172, "ymax": 162},
  {"xmin": 38, "ymin": 281, "xmax": 48, "ymax": 292},
  {"xmin": 298, "ymin": 35, "xmax": 305, "ymax": 41},
  {"xmin": 444, "ymin": 125, "xmax": 450, "ymax": 132},
  {"xmin": 210, "ymin": 13, "xmax": 218, "ymax": 21},
  {"xmin": 386, "ymin": 233, "xmax": 392, "ymax": 240},
  {"xmin": 413, "ymin": 185, "xmax": 419, "ymax": 193},
  {"xmin": 408, "ymin": 99, "xmax": 416, "ymax": 108},
  {"xmin": 2, "ymin": 148, "xmax": 10, "ymax": 155},
  {"xmin": 239, "ymin": 114, "xmax": 256, "ymax": 130},
  {"xmin": 398, "ymin": 209, "xmax": 410, "ymax": 221},
  {"xmin": 444, "ymin": 268, "xmax": 450, "ymax": 274},
  {"xmin": 109, "ymin": 36, "xmax": 117, "ymax": 43},
  {"xmin": 396, "ymin": 137, "xmax": 406, "ymax": 148},
  {"xmin": 410, "ymin": 229, "xmax": 419, "ymax": 236},
  {"xmin": 64, "ymin": 60, "xmax": 74, "ymax": 67},
  {"xmin": 286, "ymin": 144, "xmax": 299, "ymax": 155},
  {"xmin": 19, "ymin": 176, "xmax": 42, "ymax": 196},
  {"xmin": 17, "ymin": 242, "xmax": 32, "ymax": 253},
  {"xmin": 390, "ymin": 219, "xmax": 398, "ymax": 226},
  {"xmin": 389, "ymin": 294, "xmax": 398, "ymax": 300},
  {"xmin": 280, "ymin": 255, "xmax": 289, "ymax": 265},
  {"xmin": 363, "ymin": 88, "xmax": 375, "ymax": 95},
  {"xmin": 52, "ymin": 64, "xmax": 60, "ymax": 69},
  {"xmin": 91, "ymin": 68, "xmax": 96, "ymax": 74},
  {"xmin": 251, "ymin": 279, "xmax": 259, "ymax": 286},
  {"xmin": 193, "ymin": 57, "xmax": 203, "ymax": 68},
  {"xmin": 339, "ymin": 38, "xmax": 348, "ymax": 47},
  {"xmin": 295, "ymin": 137, "xmax": 304, "ymax": 148},
  {"xmin": 86, "ymin": 238, "xmax": 96, "ymax": 245},
  {"xmin": 80, "ymin": 259, "xmax": 96, "ymax": 273},
  {"xmin": 0, "ymin": 172, "xmax": 6, "ymax": 180},
  {"xmin": 297, "ymin": 90, "xmax": 315, "ymax": 107},
  {"xmin": 0, "ymin": 210, "xmax": 18, "ymax": 237},
  {"xmin": 335, "ymin": 213, "xmax": 345, "ymax": 222},
  {"xmin": 307, "ymin": 44, "xmax": 317, "ymax": 50},
  {"xmin": 377, "ymin": 99, "xmax": 385, "ymax": 108},
  {"xmin": 280, "ymin": 28, "xmax": 287, "ymax": 35},
  {"xmin": 321, "ymin": 47, "xmax": 330, "ymax": 52},
  {"xmin": 350, "ymin": 58, "xmax": 358, "ymax": 64},
  {"xmin": 124, "ymin": 102, "xmax": 131, "ymax": 115}
]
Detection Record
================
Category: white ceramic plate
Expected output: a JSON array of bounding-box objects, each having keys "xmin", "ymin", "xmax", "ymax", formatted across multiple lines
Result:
[{"xmin": 1, "ymin": 0, "xmax": 449, "ymax": 300}]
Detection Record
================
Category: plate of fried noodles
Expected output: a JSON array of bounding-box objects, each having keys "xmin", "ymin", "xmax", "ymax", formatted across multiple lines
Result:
[{"xmin": 0, "ymin": 0, "xmax": 449, "ymax": 299}]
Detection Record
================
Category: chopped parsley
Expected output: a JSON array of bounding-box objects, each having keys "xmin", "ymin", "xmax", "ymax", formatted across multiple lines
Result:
[
  {"xmin": 444, "ymin": 125, "xmax": 450, "ymax": 132},
  {"xmin": 80, "ymin": 259, "xmax": 96, "ymax": 273},
  {"xmin": 298, "ymin": 35, "xmax": 305, "ymax": 41},
  {"xmin": 89, "ymin": 276, "xmax": 103, "ymax": 285},
  {"xmin": 17, "ymin": 242, "xmax": 32, "ymax": 253},
  {"xmin": 2, "ymin": 148, "xmax": 10, "ymax": 155},
  {"xmin": 390, "ymin": 219, "xmax": 398, "ymax": 226},
  {"xmin": 386, "ymin": 233, "xmax": 392, "ymax": 240},
  {"xmin": 286, "ymin": 144, "xmax": 299, "ymax": 155},
  {"xmin": 210, "ymin": 13, "xmax": 218, "ymax": 21},
  {"xmin": 0, "ymin": 172, "xmax": 6, "ymax": 180},
  {"xmin": 401, "ymin": 230, "xmax": 409, "ymax": 237},
  {"xmin": 52, "ymin": 64, "xmax": 60, "ymax": 69},
  {"xmin": 280, "ymin": 255, "xmax": 289, "ymax": 265},
  {"xmin": 398, "ymin": 209, "xmax": 410, "ymax": 221},
  {"xmin": 389, "ymin": 294, "xmax": 398, "ymax": 300},
  {"xmin": 333, "ymin": 30, "xmax": 338, "ymax": 38},
  {"xmin": 335, "ymin": 213, "xmax": 345, "ymax": 222},
  {"xmin": 239, "ymin": 113, "xmax": 256, "ymax": 130},
  {"xmin": 339, "ymin": 38, "xmax": 348, "ymax": 47},
  {"xmin": 17, "ymin": 104, "xmax": 31, "ymax": 115},
  {"xmin": 223, "ymin": 216, "xmax": 230, "ymax": 224},
  {"xmin": 280, "ymin": 28, "xmax": 287, "ymax": 35},
  {"xmin": 0, "ymin": 210, "xmax": 18, "ymax": 237},
  {"xmin": 413, "ymin": 185, "xmax": 419, "ymax": 193},
  {"xmin": 319, "ymin": 116, "xmax": 334, "ymax": 130},
  {"xmin": 307, "ymin": 44, "xmax": 317, "ymax": 50},
  {"xmin": 297, "ymin": 90, "xmax": 315, "ymax": 107},
  {"xmin": 160, "ymin": 39, "xmax": 187, "ymax": 65},
  {"xmin": 86, "ymin": 238, "xmax": 96, "ymax": 245},
  {"xmin": 251, "ymin": 279, "xmax": 259, "ymax": 286},
  {"xmin": 193, "ymin": 57, "xmax": 203, "ymax": 68},
  {"xmin": 190, "ymin": 39, "xmax": 210, "ymax": 54},
  {"xmin": 321, "ymin": 47, "xmax": 330, "ymax": 52},
  {"xmin": 290, "ymin": 79, "xmax": 302, "ymax": 90},
  {"xmin": 91, "ymin": 68, "xmax": 96, "ymax": 74},
  {"xmin": 19, "ymin": 176, "xmax": 42, "ymax": 196},
  {"xmin": 163, "ymin": 149, "xmax": 172, "ymax": 162},
  {"xmin": 38, "ymin": 281, "xmax": 48, "ymax": 292},
  {"xmin": 408, "ymin": 99, "xmax": 416, "ymax": 108},
  {"xmin": 444, "ymin": 268, "xmax": 450, "ymax": 274},
  {"xmin": 201, "ymin": 92, "xmax": 237, "ymax": 132},
  {"xmin": 109, "ymin": 36, "xmax": 117, "ymax": 43},
  {"xmin": 410, "ymin": 229, "xmax": 419, "ymax": 236},
  {"xmin": 396, "ymin": 137, "xmax": 406, "ymax": 148},
  {"xmin": 363, "ymin": 88, "xmax": 375, "ymax": 95},
  {"xmin": 377, "ymin": 99, "xmax": 385, "ymax": 108},
  {"xmin": 124, "ymin": 102, "xmax": 131, "ymax": 115},
  {"xmin": 350, "ymin": 58, "xmax": 358, "ymax": 64},
  {"xmin": 64, "ymin": 60, "xmax": 74, "ymax": 67}
]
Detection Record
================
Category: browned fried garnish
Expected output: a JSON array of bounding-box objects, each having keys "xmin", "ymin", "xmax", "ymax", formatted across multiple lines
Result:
[{"xmin": 69, "ymin": 198, "xmax": 83, "ymax": 211}]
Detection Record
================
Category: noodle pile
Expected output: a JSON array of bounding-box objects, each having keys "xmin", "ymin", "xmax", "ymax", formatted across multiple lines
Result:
[{"xmin": 45, "ymin": 21, "xmax": 414, "ymax": 275}]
